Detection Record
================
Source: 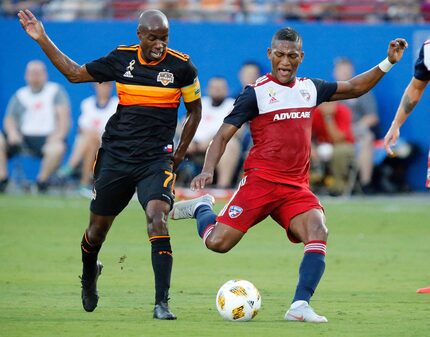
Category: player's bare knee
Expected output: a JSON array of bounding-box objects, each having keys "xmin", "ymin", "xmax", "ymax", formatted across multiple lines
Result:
[
  {"xmin": 310, "ymin": 223, "xmax": 328, "ymax": 241},
  {"xmin": 147, "ymin": 215, "xmax": 169, "ymax": 237},
  {"xmin": 86, "ymin": 227, "xmax": 107, "ymax": 245},
  {"xmin": 87, "ymin": 216, "xmax": 113, "ymax": 244},
  {"xmin": 206, "ymin": 237, "xmax": 232, "ymax": 254}
]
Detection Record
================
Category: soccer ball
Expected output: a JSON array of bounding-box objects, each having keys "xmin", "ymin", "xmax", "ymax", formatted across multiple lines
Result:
[{"xmin": 215, "ymin": 279, "xmax": 262, "ymax": 321}]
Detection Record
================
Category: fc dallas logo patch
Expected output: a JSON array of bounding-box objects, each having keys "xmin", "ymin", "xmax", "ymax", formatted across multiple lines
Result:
[
  {"xmin": 300, "ymin": 89, "xmax": 310, "ymax": 101},
  {"xmin": 157, "ymin": 71, "xmax": 174, "ymax": 86},
  {"xmin": 228, "ymin": 205, "xmax": 243, "ymax": 218}
]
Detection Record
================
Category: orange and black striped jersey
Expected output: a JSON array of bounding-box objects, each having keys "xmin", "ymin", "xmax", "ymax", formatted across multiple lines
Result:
[{"xmin": 85, "ymin": 44, "xmax": 201, "ymax": 162}]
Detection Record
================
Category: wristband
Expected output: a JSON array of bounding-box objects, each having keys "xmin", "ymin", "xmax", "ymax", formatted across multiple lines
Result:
[{"xmin": 378, "ymin": 58, "xmax": 394, "ymax": 73}]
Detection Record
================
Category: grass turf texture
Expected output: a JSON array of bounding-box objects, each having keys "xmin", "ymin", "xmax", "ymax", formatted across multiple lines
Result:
[{"xmin": 0, "ymin": 194, "xmax": 429, "ymax": 337}]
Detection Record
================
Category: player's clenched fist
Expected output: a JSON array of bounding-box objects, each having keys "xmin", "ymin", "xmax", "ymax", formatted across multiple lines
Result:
[{"xmin": 387, "ymin": 38, "xmax": 408, "ymax": 64}]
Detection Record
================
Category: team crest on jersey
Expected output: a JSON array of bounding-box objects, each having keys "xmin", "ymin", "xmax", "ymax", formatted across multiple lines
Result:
[
  {"xmin": 300, "ymin": 89, "xmax": 311, "ymax": 101},
  {"xmin": 157, "ymin": 71, "xmax": 174, "ymax": 86},
  {"xmin": 228, "ymin": 205, "xmax": 243, "ymax": 218},
  {"xmin": 268, "ymin": 87, "xmax": 279, "ymax": 104},
  {"xmin": 123, "ymin": 60, "xmax": 135, "ymax": 78}
]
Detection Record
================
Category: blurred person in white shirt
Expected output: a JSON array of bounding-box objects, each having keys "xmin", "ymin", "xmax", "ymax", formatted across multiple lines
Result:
[
  {"xmin": 58, "ymin": 82, "xmax": 117, "ymax": 193},
  {"xmin": 183, "ymin": 76, "xmax": 240, "ymax": 188},
  {"xmin": 0, "ymin": 60, "xmax": 70, "ymax": 193}
]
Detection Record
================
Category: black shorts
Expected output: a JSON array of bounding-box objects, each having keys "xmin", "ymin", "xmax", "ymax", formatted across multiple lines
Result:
[
  {"xmin": 90, "ymin": 149, "xmax": 175, "ymax": 216},
  {"xmin": 2, "ymin": 132, "xmax": 47, "ymax": 158}
]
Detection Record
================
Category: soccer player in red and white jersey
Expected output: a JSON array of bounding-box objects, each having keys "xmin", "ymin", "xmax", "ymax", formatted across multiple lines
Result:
[
  {"xmin": 171, "ymin": 27, "xmax": 407, "ymax": 322},
  {"xmin": 384, "ymin": 40, "xmax": 430, "ymax": 294}
]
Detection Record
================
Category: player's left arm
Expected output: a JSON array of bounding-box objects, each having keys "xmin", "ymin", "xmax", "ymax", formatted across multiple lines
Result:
[
  {"xmin": 173, "ymin": 98, "xmax": 202, "ymax": 172},
  {"xmin": 384, "ymin": 77, "xmax": 428, "ymax": 155},
  {"xmin": 18, "ymin": 9, "xmax": 95, "ymax": 83},
  {"xmin": 330, "ymin": 38, "xmax": 408, "ymax": 101}
]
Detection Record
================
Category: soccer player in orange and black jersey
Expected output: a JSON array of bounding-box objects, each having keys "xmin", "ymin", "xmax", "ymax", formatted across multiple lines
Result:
[
  {"xmin": 18, "ymin": 8, "xmax": 202, "ymax": 319},
  {"xmin": 86, "ymin": 44, "xmax": 199, "ymax": 163}
]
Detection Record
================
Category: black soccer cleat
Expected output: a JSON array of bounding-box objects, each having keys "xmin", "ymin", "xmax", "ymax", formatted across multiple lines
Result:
[
  {"xmin": 36, "ymin": 180, "xmax": 49, "ymax": 194},
  {"xmin": 0, "ymin": 178, "xmax": 8, "ymax": 193},
  {"xmin": 81, "ymin": 261, "xmax": 103, "ymax": 312},
  {"xmin": 153, "ymin": 301, "xmax": 177, "ymax": 320}
]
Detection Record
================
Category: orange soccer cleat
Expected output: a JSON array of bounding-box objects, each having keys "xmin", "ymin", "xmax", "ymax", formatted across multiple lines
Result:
[{"xmin": 416, "ymin": 286, "xmax": 430, "ymax": 293}]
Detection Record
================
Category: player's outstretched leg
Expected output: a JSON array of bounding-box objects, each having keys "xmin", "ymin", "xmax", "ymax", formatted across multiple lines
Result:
[
  {"xmin": 170, "ymin": 194, "xmax": 216, "ymax": 240},
  {"xmin": 170, "ymin": 194, "xmax": 215, "ymax": 220},
  {"xmin": 416, "ymin": 285, "xmax": 430, "ymax": 293},
  {"xmin": 285, "ymin": 241, "xmax": 328, "ymax": 323}
]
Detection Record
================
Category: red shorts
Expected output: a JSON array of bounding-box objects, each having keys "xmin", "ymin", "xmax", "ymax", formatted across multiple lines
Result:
[{"xmin": 216, "ymin": 172, "xmax": 323, "ymax": 243}]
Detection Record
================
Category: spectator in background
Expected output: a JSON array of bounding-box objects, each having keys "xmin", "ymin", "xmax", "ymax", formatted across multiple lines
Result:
[
  {"xmin": 1, "ymin": 1, "xmax": 47, "ymax": 18},
  {"xmin": 236, "ymin": 61, "xmax": 263, "ymax": 133},
  {"xmin": 179, "ymin": 76, "xmax": 239, "ymax": 188},
  {"xmin": 43, "ymin": 0, "xmax": 110, "ymax": 20},
  {"xmin": 333, "ymin": 58, "xmax": 379, "ymax": 193},
  {"xmin": 312, "ymin": 101, "xmax": 355, "ymax": 196},
  {"xmin": 58, "ymin": 82, "xmax": 117, "ymax": 195},
  {"xmin": 387, "ymin": 0, "xmax": 423, "ymax": 23},
  {"xmin": 0, "ymin": 60, "xmax": 71, "ymax": 193},
  {"xmin": 237, "ymin": 61, "xmax": 262, "ymax": 97},
  {"xmin": 236, "ymin": 0, "xmax": 283, "ymax": 23},
  {"xmin": 234, "ymin": 61, "xmax": 262, "ymax": 172}
]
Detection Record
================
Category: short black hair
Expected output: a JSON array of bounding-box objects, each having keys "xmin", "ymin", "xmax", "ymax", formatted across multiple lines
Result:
[{"xmin": 271, "ymin": 27, "xmax": 301, "ymax": 47}]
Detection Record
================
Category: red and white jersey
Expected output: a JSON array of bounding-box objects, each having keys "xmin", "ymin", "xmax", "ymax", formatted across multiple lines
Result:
[{"xmin": 224, "ymin": 73, "xmax": 337, "ymax": 187}]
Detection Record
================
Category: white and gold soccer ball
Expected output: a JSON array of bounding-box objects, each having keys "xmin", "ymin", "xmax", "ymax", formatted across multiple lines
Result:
[{"xmin": 215, "ymin": 279, "xmax": 262, "ymax": 321}]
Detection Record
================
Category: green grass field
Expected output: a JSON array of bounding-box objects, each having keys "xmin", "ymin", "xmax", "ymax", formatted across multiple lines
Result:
[{"xmin": 1, "ymin": 194, "xmax": 429, "ymax": 337}]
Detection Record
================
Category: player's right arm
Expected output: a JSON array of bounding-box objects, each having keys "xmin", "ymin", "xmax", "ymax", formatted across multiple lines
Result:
[
  {"xmin": 18, "ymin": 9, "xmax": 95, "ymax": 83},
  {"xmin": 383, "ymin": 77, "xmax": 428, "ymax": 155},
  {"xmin": 190, "ymin": 123, "xmax": 239, "ymax": 191},
  {"xmin": 191, "ymin": 85, "xmax": 258, "ymax": 191}
]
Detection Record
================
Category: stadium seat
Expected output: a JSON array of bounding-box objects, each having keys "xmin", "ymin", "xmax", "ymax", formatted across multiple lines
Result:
[{"xmin": 111, "ymin": 0, "xmax": 143, "ymax": 19}]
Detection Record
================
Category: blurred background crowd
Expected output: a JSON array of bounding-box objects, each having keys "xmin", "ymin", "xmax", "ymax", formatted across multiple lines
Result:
[
  {"xmin": 1, "ymin": 0, "xmax": 430, "ymax": 23},
  {"xmin": 0, "ymin": 1, "xmax": 428, "ymax": 198}
]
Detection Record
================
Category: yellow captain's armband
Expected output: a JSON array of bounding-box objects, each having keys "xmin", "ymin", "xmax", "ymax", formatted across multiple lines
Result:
[{"xmin": 181, "ymin": 77, "xmax": 201, "ymax": 103}]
